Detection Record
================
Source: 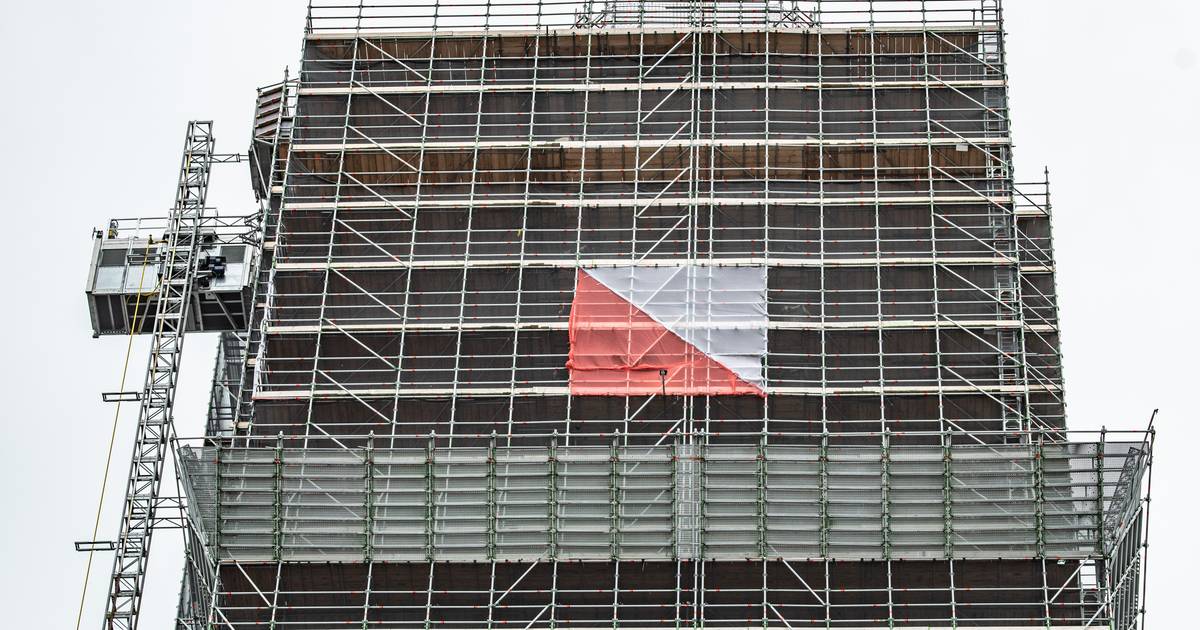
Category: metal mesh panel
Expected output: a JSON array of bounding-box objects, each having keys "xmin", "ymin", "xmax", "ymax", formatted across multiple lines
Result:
[{"xmin": 181, "ymin": 439, "xmax": 1130, "ymax": 563}]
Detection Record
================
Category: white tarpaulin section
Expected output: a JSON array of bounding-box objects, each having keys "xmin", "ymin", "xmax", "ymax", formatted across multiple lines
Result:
[{"xmin": 584, "ymin": 265, "xmax": 768, "ymax": 391}]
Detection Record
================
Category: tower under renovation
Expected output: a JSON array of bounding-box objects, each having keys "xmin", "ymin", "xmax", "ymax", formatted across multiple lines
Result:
[{"xmin": 79, "ymin": 2, "xmax": 1155, "ymax": 629}]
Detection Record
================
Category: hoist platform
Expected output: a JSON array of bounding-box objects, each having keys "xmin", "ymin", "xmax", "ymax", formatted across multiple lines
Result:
[{"xmin": 84, "ymin": 218, "xmax": 255, "ymax": 336}]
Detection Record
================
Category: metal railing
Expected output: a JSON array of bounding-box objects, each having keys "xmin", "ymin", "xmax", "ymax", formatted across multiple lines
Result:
[{"xmin": 305, "ymin": 0, "xmax": 1003, "ymax": 34}]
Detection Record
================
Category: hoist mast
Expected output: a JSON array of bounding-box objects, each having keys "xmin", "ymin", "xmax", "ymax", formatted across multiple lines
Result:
[{"xmin": 100, "ymin": 121, "xmax": 212, "ymax": 630}]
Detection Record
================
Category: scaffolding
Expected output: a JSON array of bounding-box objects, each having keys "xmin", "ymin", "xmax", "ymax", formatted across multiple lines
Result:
[
  {"xmin": 176, "ymin": 426, "xmax": 1151, "ymax": 627},
  {"xmin": 254, "ymin": 0, "xmax": 1065, "ymax": 442},
  {"xmin": 78, "ymin": 2, "xmax": 1153, "ymax": 629}
]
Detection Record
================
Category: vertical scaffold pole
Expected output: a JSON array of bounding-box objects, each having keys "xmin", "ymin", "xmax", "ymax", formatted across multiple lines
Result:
[
  {"xmin": 364, "ymin": 432, "xmax": 375, "ymax": 563},
  {"xmin": 548, "ymin": 431, "xmax": 560, "ymax": 561},
  {"xmin": 273, "ymin": 433, "xmax": 283, "ymax": 562},
  {"xmin": 487, "ymin": 432, "xmax": 497, "ymax": 562}
]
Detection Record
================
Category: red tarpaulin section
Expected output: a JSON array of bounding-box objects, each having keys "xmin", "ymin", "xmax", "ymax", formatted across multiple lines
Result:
[{"xmin": 567, "ymin": 269, "xmax": 765, "ymax": 396}]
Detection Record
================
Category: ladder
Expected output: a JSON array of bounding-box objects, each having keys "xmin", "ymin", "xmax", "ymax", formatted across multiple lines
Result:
[{"xmin": 101, "ymin": 121, "xmax": 214, "ymax": 630}]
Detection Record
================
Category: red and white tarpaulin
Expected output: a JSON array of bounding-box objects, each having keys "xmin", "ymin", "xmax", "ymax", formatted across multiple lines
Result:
[{"xmin": 567, "ymin": 265, "xmax": 767, "ymax": 396}]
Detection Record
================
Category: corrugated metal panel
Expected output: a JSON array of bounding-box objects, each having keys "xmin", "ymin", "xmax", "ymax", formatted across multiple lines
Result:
[{"xmin": 180, "ymin": 441, "xmax": 1118, "ymax": 563}]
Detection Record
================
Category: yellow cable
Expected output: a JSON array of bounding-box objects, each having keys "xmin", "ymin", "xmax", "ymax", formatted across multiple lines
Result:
[{"xmin": 75, "ymin": 238, "xmax": 158, "ymax": 630}]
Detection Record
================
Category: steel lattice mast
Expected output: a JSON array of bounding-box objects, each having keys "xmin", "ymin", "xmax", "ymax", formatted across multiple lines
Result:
[{"xmin": 102, "ymin": 122, "xmax": 214, "ymax": 630}]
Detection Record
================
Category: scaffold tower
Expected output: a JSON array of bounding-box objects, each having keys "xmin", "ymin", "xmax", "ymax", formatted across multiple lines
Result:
[{"xmin": 77, "ymin": 2, "xmax": 1155, "ymax": 629}]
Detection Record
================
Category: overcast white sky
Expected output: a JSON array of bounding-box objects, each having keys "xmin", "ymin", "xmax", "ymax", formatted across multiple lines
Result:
[{"xmin": 0, "ymin": 1, "xmax": 1194, "ymax": 627}]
